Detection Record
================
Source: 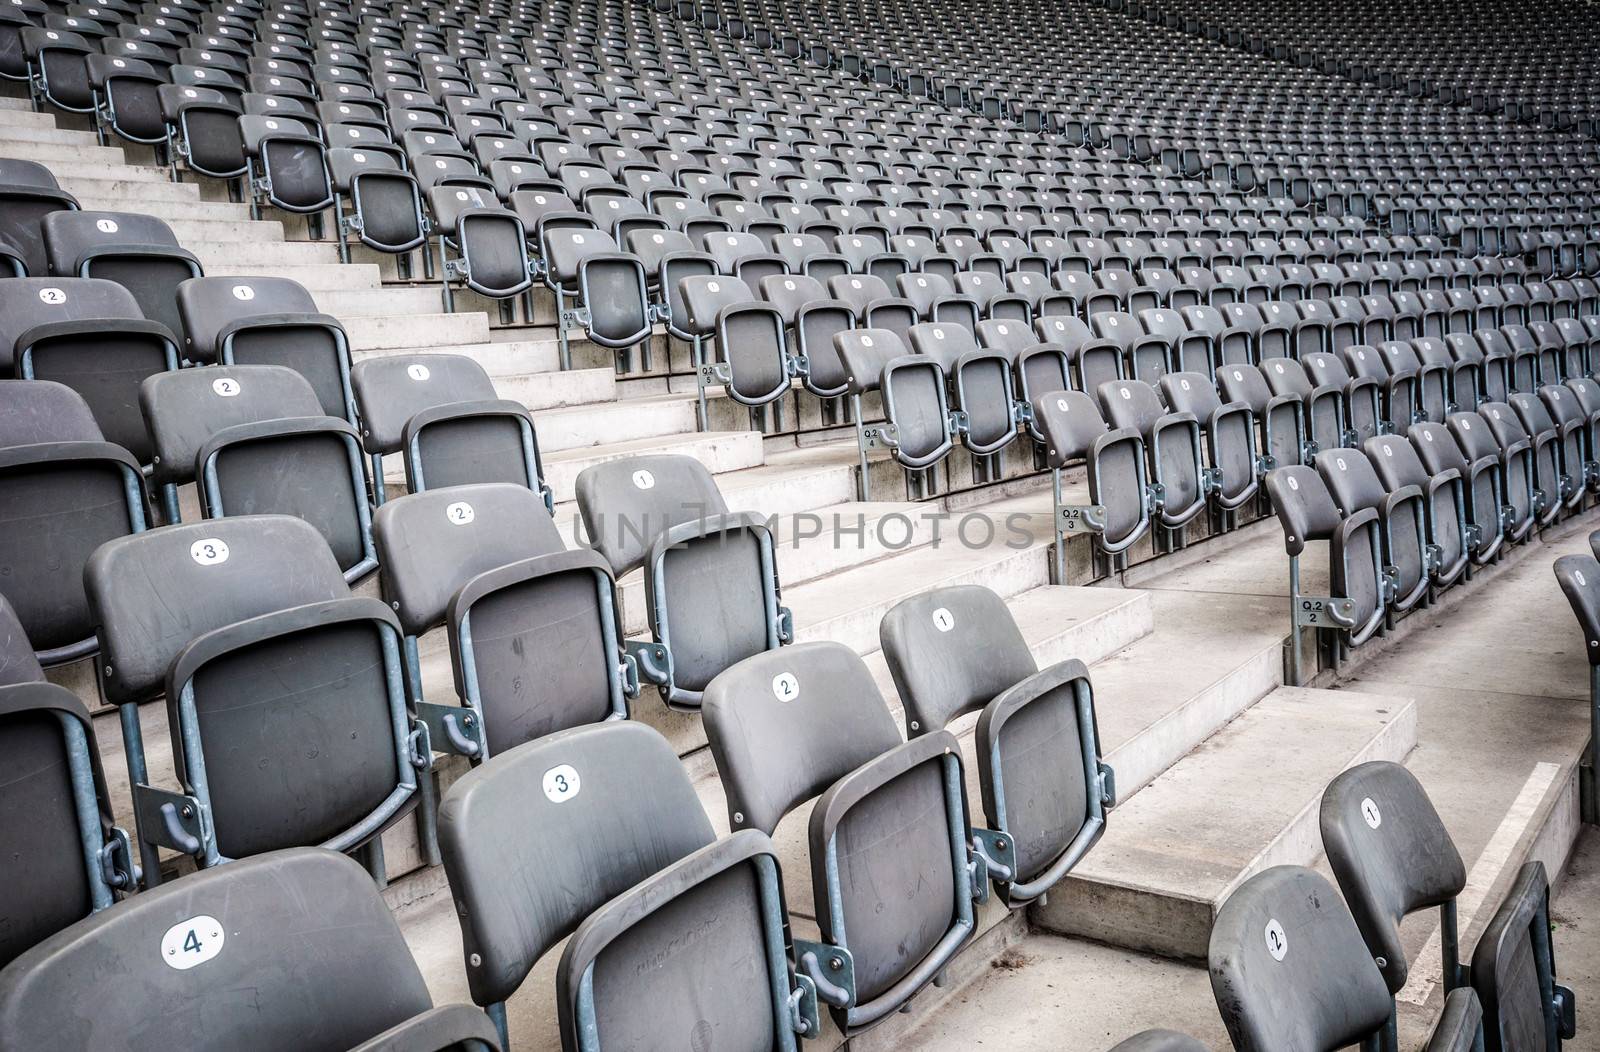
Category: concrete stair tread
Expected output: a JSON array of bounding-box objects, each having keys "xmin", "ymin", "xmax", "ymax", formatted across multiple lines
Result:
[{"xmin": 1037, "ymin": 684, "xmax": 1419, "ymax": 959}]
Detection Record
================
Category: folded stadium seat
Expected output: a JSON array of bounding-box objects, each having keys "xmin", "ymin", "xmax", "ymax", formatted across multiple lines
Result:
[
  {"xmin": 1210, "ymin": 865, "xmax": 1485, "ymax": 1052},
  {"xmin": 544, "ymin": 225, "xmax": 656, "ymax": 371},
  {"xmin": 1034, "ymin": 390, "xmax": 1152, "ymax": 577},
  {"xmin": 1370, "ymin": 431, "xmax": 1472, "ymax": 587},
  {"xmin": 701, "ymin": 640, "xmax": 993, "ymax": 1034},
  {"xmin": 328, "ymin": 148, "xmax": 427, "ymax": 271},
  {"xmin": 956, "ymin": 270, "xmax": 1031, "ymax": 322},
  {"xmin": 1447, "ymin": 332, "xmax": 1507, "ymax": 405},
  {"xmin": 238, "ymin": 112, "xmax": 333, "ymax": 231},
  {"xmin": 1551, "ymin": 317, "xmax": 1593, "ymax": 379},
  {"xmin": 108, "ymin": 512, "xmax": 425, "ymax": 873},
  {"xmin": 1478, "ymin": 401, "xmax": 1566, "ymax": 527},
  {"xmin": 1444, "ymin": 409, "xmax": 1538, "ymax": 546},
  {"xmin": 770, "ymin": 231, "xmax": 842, "ymax": 281},
  {"xmin": 879, "ymin": 584, "xmax": 1113, "ymax": 904},
  {"xmin": 176, "ymin": 274, "xmax": 353, "ymax": 423},
  {"xmin": 758, "ymin": 273, "xmax": 854, "ymax": 417},
  {"xmin": 158, "ymin": 83, "xmax": 247, "ymax": 185},
  {"xmin": 1527, "ymin": 319, "xmax": 1572, "ymax": 384},
  {"xmin": 678, "ymin": 273, "xmax": 758, "ymax": 428},
  {"xmin": 704, "ymin": 229, "xmax": 787, "ymax": 286},
  {"xmin": 837, "ymin": 230, "xmax": 910, "ymax": 283},
  {"xmin": 1253, "ymin": 300, "xmax": 1298, "ymax": 360},
  {"xmin": 898, "ymin": 272, "xmax": 981, "ymax": 328},
  {"xmin": 1345, "ymin": 344, "xmax": 1423, "ymax": 433},
  {"xmin": 0, "ymin": 158, "xmax": 79, "ymax": 277},
  {"xmin": 1509, "ymin": 392, "xmax": 1586, "ymax": 513},
  {"xmin": 0, "ymin": 848, "xmax": 501, "ymax": 1050},
  {"xmin": 835, "ymin": 327, "xmax": 958, "ymax": 500},
  {"xmin": 1218, "ymin": 361, "xmax": 1310, "ymax": 471},
  {"xmin": 139, "ymin": 364, "xmax": 374, "ymax": 575},
  {"xmin": 372, "ymin": 481, "xmax": 633, "ymax": 765},
  {"xmin": 1477, "ymin": 328, "xmax": 1539, "ymax": 396},
  {"xmin": 1292, "ymin": 299, "xmax": 1338, "ymax": 358},
  {"xmin": 1472, "ymin": 861, "xmax": 1579, "ymax": 1051},
  {"xmin": 1264, "ymin": 466, "xmax": 1385, "ymax": 683},
  {"xmin": 1261, "ymin": 356, "xmax": 1353, "ymax": 455},
  {"xmin": 21, "ymin": 26, "xmax": 94, "ymax": 112},
  {"xmin": 40, "ymin": 211, "xmax": 202, "ymax": 347},
  {"xmin": 1555, "ymin": 380, "xmax": 1600, "ymax": 490},
  {"xmin": 1317, "ymin": 445, "xmax": 1431, "ymax": 620},
  {"xmin": 575, "ymin": 454, "xmax": 790, "ymax": 708},
  {"xmin": 1104, "ymin": 1032, "xmax": 1207, "ymax": 1052},
  {"xmin": 0, "ymin": 671, "xmax": 135, "ymax": 968},
  {"xmin": 350, "ymin": 352, "xmax": 546, "ymax": 507},
  {"xmin": 1098, "ymin": 377, "xmax": 1209, "ymax": 539},
  {"xmin": 1156, "ymin": 370, "xmax": 1262, "ymax": 525},
  {"xmin": 428, "ymin": 185, "xmax": 533, "ymax": 320},
  {"xmin": 0, "ymin": 275, "xmax": 179, "ymax": 464},
  {"xmin": 628, "ymin": 229, "xmax": 717, "ymax": 322},
  {"xmin": 1556, "ymin": 549, "xmax": 1600, "ymax": 823},
  {"xmin": 828, "ymin": 273, "xmax": 918, "ymax": 338},
  {"xmin": 437, "ymin": 722, "xmax": 818, "ymax": 1051},
  {"xmin": 906, "ymin": 321, "xmax": 1021, "ymax": 469},
  {"xmin": 710, "ymin": 300, "xmax": 796, "ymax": 429},
  {"xmin": 1321, "ymin": 760, "xmax": 1471, "ymax": 1044},
  {"xmin": 83, "ymin": 52, "xmax": 164, "ymax": 147},
  {"xmin": 1377, "ymin": 341, "xmax": 1449, "ymax": 423}
]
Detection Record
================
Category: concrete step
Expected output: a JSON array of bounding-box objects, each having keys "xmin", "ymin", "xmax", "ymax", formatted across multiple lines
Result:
[
  {"xmin": 0, "ymin": 139, "xmax": 130, "ymax": 164},
  {"xmin": 188, "ymin": 240, "xmax": 343, "ymax": 267},
  {"xmin": 0, "ymin": 107, "xmax": 62, "ymax": 128},
  {"xmin": 1035, "ymin": 686, "xmax": 1419, "ymax": 959},
  {"xmin": 159, "ymin": 218, "xmax": 292, "ymax": 244},
  {"xmin": 542, "ymin": 429, "xmax": 766, "ymax": 506},
  {"xmin": 51, "ymin": 177, "xmax": 208, "ymax": 203},
  {"xmin": 204, "ymin": 261, "xmax": 384, "ymax": 291},
  {"xmin": 0, "ymin": 123, "xmax": 105, "ymax": 145},
  {"xmin": 341, "ymin": 311, "xmax": 491, "ymax": 352},
  {"xmin": 69, "ymin": 197, "xmax": 255, "ymax": 222},
  {"xmin": 20, "ymin": 159, "xmax": 180, "ymax": 183},
  {"xmin": 531, "ymin": 394, "xmax": 696, "ymax": 453},
  {"xmin": 351, "ymin": 337, "xmax": 559, "ymax": 377},
  {"xmin": 315, "ymin": 286, "xmax": 451, "ymax": 318}
]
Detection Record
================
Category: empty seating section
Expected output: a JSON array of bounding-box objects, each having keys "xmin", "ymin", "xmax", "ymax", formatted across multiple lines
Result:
[{"xmin": 0, "ymin": 0, "xmax": 1596, "ymax": 1046}]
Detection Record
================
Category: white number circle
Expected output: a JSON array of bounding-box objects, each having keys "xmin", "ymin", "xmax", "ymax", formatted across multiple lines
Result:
[
  {"xmin": 445, "ymin": 501, "xmax": 475, "ymax": 526},
  {"xmin": 37, "ymin": 287, "xmax": 65, "ymax": 305},
  {"xmin": 407, "ymin": 363, "xmax": 430, "ymax": 381},
  {"xmin": 211, "ymin": 377, "xmax": 240, "ymax": 397},
  {"xmin": 542, "ymin": 763, "xmax": 580, "ymax": 802},
  {"xmin": 95, "ymin": 218, "xmax": 119, "ymax": 233},
  {"xmin": 1264, "ymin": 919, "xmax": 1288, "ymax": 961},
  {"xmin": 632, "ymin": 469, "xmax": 655, "ymax": 490},
  {"xmin": 1361, "ymin": 797, "xmax": 1382, "ymax": 829},
  {"xmin": 772, "ymin": 672, "xmax": 799, "ymax": 702},
  {"xmin": 931, "ymin": 607, "xmax": 955, "ymax": 632},
  {"xmin": 231, "ymin": 285, "xmax": 254, "ymax": 301},
  {"xmin": 189, "ymin": 538, "xmax": 230, "ymax": 566},
  {"xmin": 161, "ymin": 915, "xmax": 224, "ymax": 970}
]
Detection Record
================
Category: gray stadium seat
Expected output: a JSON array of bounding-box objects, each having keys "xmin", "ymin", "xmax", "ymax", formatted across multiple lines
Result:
[
  {"xmin": 176, "ymin": 275, "xmax": 355, "ymax": 424},
  {"xmin": 0, "ymin": 276, "xmax": 180, "ymax": 463},
  {"xmin": 575, "ymin": 454, "xmax": 791, "ymax": 707},
  {"xmin": 373, "ymin": 483, "xmax": 633, "ymax": 760},
  {"xmin": 879, "ymin": 584, "xmax": 1113, "ymax": 904},
  {"xmin": 1209, "ymin": 865, "xmax": 1396, "ymax": 1051},
  {"xmin": 350, "ymin": 353, "xmax": 548, "ymax": 507},
  {"xmin": 1554, "ymin": 550, "xmax": 1600, "ymax": 826},
  {"xmin": 0, "ymin": 379, "xmax": 149, "ymax": 666},
  {"xmin": 0, "ymin": 847, "xmax": 500, "ymax": 1051},
  {"xmin": 1265, "ymin": 466, "xmax": 1384, "ymax": 684},
  {"xmin": 437, "ymin": 721, "xmax": 818, "ymax": 1050},
  {"xmin": 703, "ymin": 641, "xmax": 989, "ymax": 1033},
  {"xmin": 0, "ymin": 678, "xmax": 135, "ymax": 967},
  {"xmin": 139, "ymin": 364, "xmax": 375, "ymax": 577},
  {"xmin": 1322, "ymin": 762, "xmax": 1469, "ymax": 1030},
  {"xmin": 1035, "ymin": 389, "xmax": 1152, "ymax": 577},
  {"xmin": 1471, "ymin": 862, "xmax": 1576, "ymax": 1052},
  {"xmin": 40, "ymin": 210, "xmax": 202, "ymax": 343},
  {"xmin": 835, "ymin": 327, "xmax": 957, "ymax": 500}
]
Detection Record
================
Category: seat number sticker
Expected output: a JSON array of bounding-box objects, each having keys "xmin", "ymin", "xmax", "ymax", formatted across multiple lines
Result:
[
  {"xmin": 231, "ymin": 285, "xmax": 254, "ymax": 301},
  {"xmin": 1264, "ymin": 919, "xmax": 1288, "ymax": 961},
  {"xmin": 1361, "ymin": 797, "xmax": 1382, "ymax": 829},
  {"xmin": 772, "ymin": 672, "xmax": 799, "ymax": 702},
  {"xmin": 632, "ymin": 469, "xmax": 655, "ymax": 490},
  {"xmin": 542, "ymin": 764, "xmax": 580, "ymax": 803},
  {"xmin": 931, "ymin": 607, "xmax": 955, "ymax": 632},
  {"xmin": 445, "ymin": 501, "xmax": 474, "ymax": 526},
  {"xmin": 190, "ymin": 538, "xmax": 229, "ymax": 566},
  {"xmin": 407, "ymin": 363, "xmax": 430, "ymax": 381},
  {"xmin": 212, "ymin": 377, "xmax": 240, "ymax": 397},
  {"xmin": 38, "ymin": 287, "xmax": 65, "ymax": 305},
  {"xmin": 162, "ymin": 915, "xmax": 224, "ymax": 970}
]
